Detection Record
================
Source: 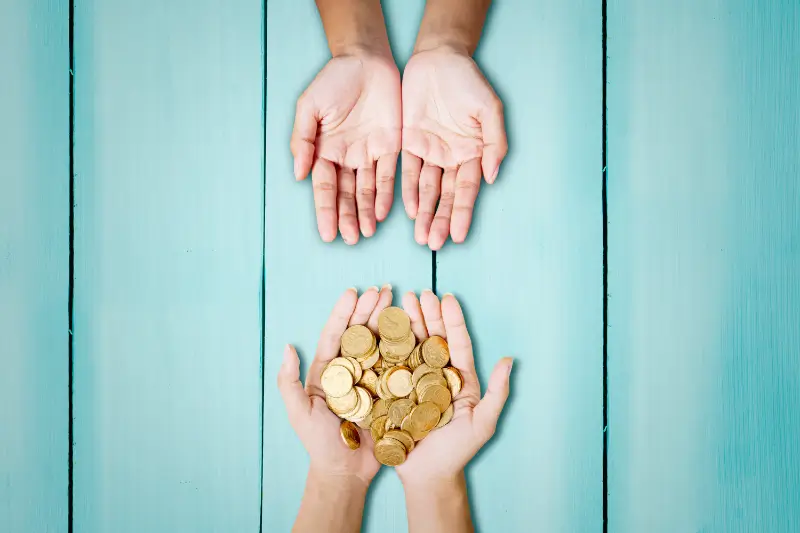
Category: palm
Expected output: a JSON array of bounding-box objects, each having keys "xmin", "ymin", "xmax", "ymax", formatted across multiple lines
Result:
[
  {"xmin": 277, "ymin": 286, "xmax": 397, "ymax": 485},
  {"xmin": 304, "ymin": 396, "xmax": 380, "ymax": 481},
  {"xmin": 292, "ymin": 56, "xmax": 401, "ymax": 244},
  {"xmin": 402, "ymin": 51, "xmax": 493, "ymax": 169},
  {"xmin": 393, "ymin": 290, "xmax": 513, "ymax": 484},
  {"xmin": 308, "ymin": 56, "xmax": 401, "ymax": 170},
  {"xmin": 400, "ymin": 50, "xmax": 508, "ymax": 250}
]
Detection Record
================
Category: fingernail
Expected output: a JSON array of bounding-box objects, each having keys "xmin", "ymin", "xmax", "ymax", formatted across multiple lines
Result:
[
  {"xmin": 381, "ymin": 284, "xmax": 392, "ymax": 291},
  {"xmin": 282, "ymin": 345, "xmax": 293, "ymax": 367},
  {"xmin": 293, "ymin": 160, "xmax": 302, "ymax": 179},
  {"xmin": 442, "ymin": 292, "xmax": 454, "ymax": 298},
  {"xmin": 505, "ymin": 357, "xmax": 514, "ymax": 377},
  {"xmin": 348, "ymin": 287, "xmax": 358, "ymax": 294},
  {"xmin": 368, "ymin": 286, "xmax": 379, "ymax": 292},
  {"xmin": 490, "ymin": 165, "xmax": 500, "ymax": 183}
]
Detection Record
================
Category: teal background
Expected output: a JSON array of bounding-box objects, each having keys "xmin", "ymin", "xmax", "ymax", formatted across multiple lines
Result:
[{"xmin": 1, "ymin": 0, "xmax": 797, "ymax": 532}]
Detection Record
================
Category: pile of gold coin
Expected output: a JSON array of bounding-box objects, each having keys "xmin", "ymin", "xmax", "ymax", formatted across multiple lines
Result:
[{"xmin": 320, "ymin": 306, "xmax": 463, "ymax": 466}]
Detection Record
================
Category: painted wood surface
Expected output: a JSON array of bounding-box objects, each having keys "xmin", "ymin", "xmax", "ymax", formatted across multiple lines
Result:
[
  {"xmin": 608, "ymin": 1, "xmax": 800, "ymax": 531},
  {"xmin": 261, "ymin": 1, "xmax": 432, "ymax": 531},
  {"xmin": 72, "ymin": 0, "xmax": 264, "ymax": 530},
  {"xmin": 0, "ymin": 1, "xmax": 69, "ymax": 532},
  {"xmin": 435, "ymin": 0, "xmax": 604, "ymax": 531}
]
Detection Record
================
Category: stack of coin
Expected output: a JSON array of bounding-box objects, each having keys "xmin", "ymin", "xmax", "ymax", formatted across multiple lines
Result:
[{"xmin": 320, "ymin": 306, "xmax": 464, "ymax": 467}]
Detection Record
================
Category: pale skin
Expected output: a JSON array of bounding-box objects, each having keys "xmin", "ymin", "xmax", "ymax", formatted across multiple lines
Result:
[
  {"xmin": 277, "ymin": 287, "xmax": 513, "ymax": 533},
  {"xmin": 292, "ymin": 0, "xmax": 508, "ymax": 249}
]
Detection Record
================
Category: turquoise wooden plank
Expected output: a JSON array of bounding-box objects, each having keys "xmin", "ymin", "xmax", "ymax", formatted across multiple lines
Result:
[
  {"xmin": 608, "ymin": 1, "xmax": 800, "ymax": 531},
  {"xmin": 0, "ymin": 1, "xmax": 69, "ymax": 531},
  {"xmin": 435, "ymin": 0, "xmax": 603, "ymax": 531},
  {"xmin": 72, "ymin": 0, "xmax": 263, "ymax": 531},
  {"xmin": 261, "ymin": 1, "xmax": 431, "ymax": 531}
]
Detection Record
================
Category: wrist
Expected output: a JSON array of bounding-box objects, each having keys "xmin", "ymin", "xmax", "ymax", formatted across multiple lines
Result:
[
  {"xmin": 399, "ymin": 470, "xmax": 465, "ymax": 494},
  {"xmin": 413, "ymin": 39, "xmax": 471, "ymax": 57},
  {"xmin": 307, "ymin": 465, "xmax": 371, "ymax": 495}
]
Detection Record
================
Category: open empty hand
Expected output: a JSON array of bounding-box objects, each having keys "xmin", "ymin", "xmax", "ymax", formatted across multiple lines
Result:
[
  {"xmin": 395, "ymin": 290, "xmax": 513, "ymax": 485},
  {"xmin": 402, "ymin": 49, "xmax": 508, "ymax": 250},
  {"xmin": 291, "ymin": 55, "xmax": 402, "ymax": 244},
  {"xmin": 277, "ymin": 286, "xmax": 394, "ymax": 485}
]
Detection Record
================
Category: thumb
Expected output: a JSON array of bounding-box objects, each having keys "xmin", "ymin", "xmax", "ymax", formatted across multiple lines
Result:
[
  {"xmin": 277, "ymin": 344, "xmax": 311, "ymax": 425},
  {"xmin": 478, "ymin": 96, "xmax": 508, "ymax": 184},
  {"xmin": 290, "ymin": 96, "xmax": 318, "ymax": 180},
  {"xmin": 472, "ymin": 357, "xmax": 513, "ymax": 443}
]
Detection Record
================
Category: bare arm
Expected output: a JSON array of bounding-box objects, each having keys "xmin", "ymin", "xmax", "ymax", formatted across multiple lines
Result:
[
  {"xmin": 316, "ymin": 0, "xmax": 392, "ymax": 58},
  {"xmin": 403, "ymin": 472, "xmax": 474, "ymax": 533},
  {"xmin": 293, "ymin": 469, "xmax": 370, "ymax": 533},
  {"xmin": 414, "ymin": 0, "xmax": 492, "ymax": 55}
]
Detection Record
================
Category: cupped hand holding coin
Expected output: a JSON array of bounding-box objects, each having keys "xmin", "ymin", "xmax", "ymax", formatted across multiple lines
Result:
[
  {"xmin": 276, "ymin": 285, "xmax": 394, "ymax": 486},
  {"xmin": 395, "ymin": 290, "xmax": 514, "ymax": 484}
]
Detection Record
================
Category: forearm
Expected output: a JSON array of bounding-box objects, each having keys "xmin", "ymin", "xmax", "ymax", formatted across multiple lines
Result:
[
  {"xmin": 293, "ymin": 468, "xmax": 369, "ymax": 533},
  {"xmin": 316, "ymin": 0, "xmax": 392, "ymax": 58},
  {"xmin": 403, "ymin": 472, "xmax": 474, "ymax": 533},
  {"xmin": 415, "ymin": 0, "xmax": 491, "ymax": 55}
]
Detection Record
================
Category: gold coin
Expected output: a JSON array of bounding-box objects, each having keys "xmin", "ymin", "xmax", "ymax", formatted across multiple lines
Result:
[
  {"xmin": 328, "ymin": 357, "xmax": 360, "ymax": 384},
  {"xmin": 384, "ymin": 429, "xmax": 415, "ymax": 453},
  {"xmin": 422, "ymin": 336, "xmax": 450, "ymax": 368},
  {"xmin": 345, "ymin": 357, "xmax": 364, "ymax": 383},
  {"xmin": 359, "ymin": 349, "xmax": 380, "ymax": 369},
  {"xmin": 442, "ymin": 367, "xmax": 463, "ymax": 398},
  {"xmin": 386, "ymin": 367, "xmax": 414, "ymax": 397},
  {"xmin": 380, "ymin": 332, "xmax": 416, "ymax": 361},
  {"xmin": 358, "ymin": 369, "xmax": 379, "ymax": 396},
  {"xmin": 378, "ymin": 307, "xmax": 411, "ymax": 341},
  {"xmin": 435, "ymin": 403, "xmax": 454, "ymax": 429},
  {"xmin": 346, "ymin": 387, "xmax": 373, "ymax": 421},
  {"xmin": 411, "ymin": 363, "xmax": 442, "ymax": 388},
  {"xmin": 341, "ymin": 324, "xmax": 375, "ymax": 359},
  {"xmin": 326, "ymin": 387, "xmax": 358, "ymax": 415},
  {"xmin": 340, "ymin": 420, "xmax": 361, "ymax": 450},
  {"xmin": 370, "ymin": 415, "xmax": 388, "ymax": 442},
  {"xmin": 415, "ymin": 372, "xmax": 448, "ymax": 398},
  {"xmin": 371, "ymin": 398, "xmax": 391, "ymax": 420},
  {"xmin": 377, "ymin": 371, "xmax": 394, "ymax": 400},
  {"xmin": 321, "ymin": 364, "xmax": 353, "ymax": 398},
  {"xmin": 340, "ymin": 386, "xmax": 364, "ymax": 420},
  {"xmin": 419, "ymin": 384, "xmax": 451, "ymax": 413},
  {"xmin": 412, "ymin": 428, "xmax": 431, "ymax": 442},
  {"xmin": 388, "ymin": 398, "xmax": 415, "ymax": 427},
  {"xmin": 408, "ymin": 389, "xmax": 418, "ymax": 404},
  {"xmin": 410, "ymin": 401, "xmax": 441, "ymax": 433},
  {"xmin": 384, "ymin": 416, "xmax": 396, "ymax": 432},
  {"xmin": 408, "ymin": 344, "xmax": 423, "ymax": 370},
  {"xmin": 356, "ymin": 411, "xmax": 374, "ymax": 429},
  {"xmin": 374, "ymin": 436, "xmax": 407, "ymax": 466}
]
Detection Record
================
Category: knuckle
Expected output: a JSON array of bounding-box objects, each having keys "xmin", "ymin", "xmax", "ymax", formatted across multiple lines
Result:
[
  {"xmin": 357, "ymin": 187, "xmax": 375, "ymax": 199},
  {"xmin": 313, "ymin": 181, "xmax": 335, "ymax": 193}
]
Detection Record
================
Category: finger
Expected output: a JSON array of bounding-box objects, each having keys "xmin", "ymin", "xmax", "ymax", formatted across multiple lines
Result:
[
  {"xmin": 337, "ymin": 167, "xmax": 359, "ymax": 245},
  {"xmin": 367, "ymin": 284, "xmax": 394, "ymax": 333},
  {"xmin": 428, "ymin": 168, "xmax": 456, "ymax": 251},
  {"xmin": 401, "ymin": 151, "xmax": 423, "ymax": 219},
  {"xmin": 277, "ymin": 344, "xmax": 312, "ymax": 427},
  {"xmin": 478, "ymin": 96, "xmax": 508, "ymax": 184},
  {"xmin": 375, "ymin": 152, "xmax": 398, "ymax": 222},
  {"xmin": 355, "ymin": 165, "xmax": 377, "ymax": 238},
  {"xmin": 419, "ymin": 290, "xmax": 445, "ymax": 338},
  {"xmin": 306, "ymin": 288, "xmax": 359, "ymax": 393},
  {"xmin": 290, "ymin": 95, "xmax": 317, "ymax": 180},
  {"xmin": 311, "ymin": 158, "xmax": 338, "ymax": 242},
  {"xmin": 441, "ymin": 293, "xmax": 479, "ymax": 395},
  {"xmin": 450, "ymin": 158, "xmax": 481, "ymax": 244},
  {"xmin": 414, "ymin": 165, "xmax": 442, "ymax": 245},
  {"xmin": 402, "ymin": 291, "xmax": 429, "ymax": 341},
  {"xmin": 349, "ymin": 286, "xmax": 380, "ymax": 326},
  {"xmin": 472, "ymin": 357, "xmax": 513, "ymax": 443}
]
